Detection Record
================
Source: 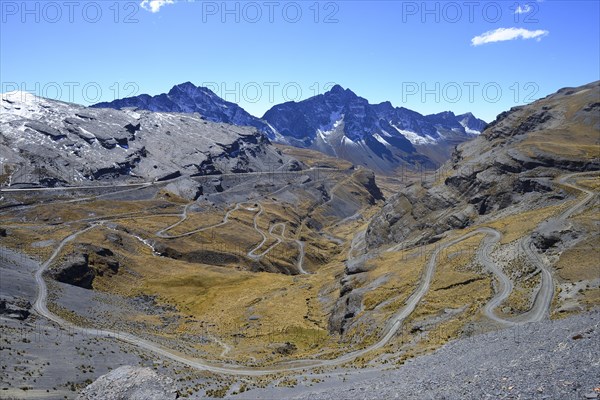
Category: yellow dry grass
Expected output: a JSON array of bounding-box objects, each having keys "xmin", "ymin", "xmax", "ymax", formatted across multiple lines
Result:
[
  {"xmin": 555, "ymin": 236, "xmax": 600, "ymax": 282},
  {"xmin": 361, "ymin": 250, "xmax": 425, "ymax": 316},
  {"xmin": 274, "ymin": 144, "xmax": 353, "ymax": 170},
  {"xmin": 162, "ymin": 210, "xmax": 225, "ymax": 236},
  {"xmin": 485, "ymin": 203, "xmax": 566, "ymax": 243},
  {"xmin": 409, "ymin": 235, "xmax": 492, "ymax": 322},
  {"xmin": 576, "ymin": 176, "xmax": 600, "ymax": 191},
  {"xmin": 28, "ymin": 192, "xmax": 367, "ymax": 362}
]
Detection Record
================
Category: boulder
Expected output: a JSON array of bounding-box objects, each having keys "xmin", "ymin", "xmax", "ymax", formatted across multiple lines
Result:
[
  {"xmin": 50, "ymin": 246, "xmax": 120, "ymax": 289},
  {"xmin": 77, "ymin": 366, "xmax": 177, "ymax": 400},
  {"xmin": 51, "ymin": 253, "xmax": 94, "ymax": 289},
  {"xmin": 275, "ymin": 342, "xmax": 297, "ymax": 355},
  {"xmin": 0, "ymin": 298, "xmax": 31, "ymax": 320}
]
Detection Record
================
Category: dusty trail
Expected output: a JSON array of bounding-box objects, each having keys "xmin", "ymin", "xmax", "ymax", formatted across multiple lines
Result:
[
  {"xmin": 476, "ymin": 172, "xmax": 596, "ymax": 325},
  {"xmin": 28, "ymin": 172, "xmax": 596, "ymax": 375},
  {"xmin": 266, "ymin": 221, "xmax": 308, "ymax": 274},
  {"xmin": 155, "ymin": 203, "xmax": 242, "ymax": 239},
  {"xmin": 156, "ymin": 200, "xmax": 309, "ymax": 274}
]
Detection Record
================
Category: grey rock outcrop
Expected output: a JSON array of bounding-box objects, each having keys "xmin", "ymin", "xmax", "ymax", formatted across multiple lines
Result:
[
  {"xmin": 50, "ymin": 253, "xmax": 95, "ymax": 289},
  {"xmin": 0, "ymin": 298, "xmax": 31, "ymax": 320},
  {"xmin": 49, "ymin": 245, "xmax": 120, "ymax": 289},
  {"xmin": 76, "ymin": 366, "xmax": 177, "ymax": 400}
]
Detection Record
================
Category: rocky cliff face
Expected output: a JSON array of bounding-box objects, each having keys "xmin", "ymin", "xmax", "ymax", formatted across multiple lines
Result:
[
  {"xmin": 48, "ymin": 244, "xmax": 120, "ymax": 289},
  {"xmin": 0, "ymin": 91, "xmax": 294, "ymax": 191},
  {"xmin": 365, "ymin": 81, "xmax": 600, "ymax": 250}
]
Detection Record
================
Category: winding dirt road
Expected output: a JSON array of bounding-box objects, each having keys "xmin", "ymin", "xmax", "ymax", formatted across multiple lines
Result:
[
  {"xmin": 155, "ymin": 203, "xmax": 242, "ymax": 239},
  {"xmin": 156, "ymin": 201, "xmax": 308, "ymax": 274},
  {"xmin": 29, "ymin": 172, "xmax": 597, "ymax": 375}
]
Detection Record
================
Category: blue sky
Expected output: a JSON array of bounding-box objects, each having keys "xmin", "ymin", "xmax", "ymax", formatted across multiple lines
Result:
[{"xmin": 1, "ymin": 0, "xmax": 599, "ymax": 122}]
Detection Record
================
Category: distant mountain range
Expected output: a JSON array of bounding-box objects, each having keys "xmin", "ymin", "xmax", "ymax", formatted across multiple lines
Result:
[{"xmin": 93, "ymin": 82, "xmax": 487, "ymax": 173}]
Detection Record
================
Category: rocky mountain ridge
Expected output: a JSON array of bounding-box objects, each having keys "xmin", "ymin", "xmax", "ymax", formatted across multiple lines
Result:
[
  {"xmin": 92, "ymin": 82, "xmax": 487, "ymax": 174},
  {"xmin": 263, "ymin": 84, "xmax": 486, "ymax": 172},
  {"xmin": 327, "ymin": 80, "xmax": 600, "ymax": 339},
  {"xmin": 93, "ymin": 81, "xmax": 273, "ymax": 136}
]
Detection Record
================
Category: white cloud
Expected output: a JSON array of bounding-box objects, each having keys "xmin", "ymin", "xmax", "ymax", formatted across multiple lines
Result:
[
  {"xmin": 471, "ymin": 27, "xmax": 549, "ymax": 46},
  {"xmin": 140, "ymin": 0, "xmax": 175, "ymax": 13},
  {"xmin": 515, "ymin": 4, "xmax": 532, "ymax": 14}
]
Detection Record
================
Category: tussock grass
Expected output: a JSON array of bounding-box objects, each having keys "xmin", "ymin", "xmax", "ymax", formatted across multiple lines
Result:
[{"xmin": 273, "ymin": 144, "xmax": 353, "ymax": 169}]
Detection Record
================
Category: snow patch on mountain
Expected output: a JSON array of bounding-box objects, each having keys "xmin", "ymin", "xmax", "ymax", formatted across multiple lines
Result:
[
  {"xmin": 342, "ymin": 136, "xmax": 358, "ymax": 147},
  {"xmin": 459, "ymin": 119, "xmax": 482, "ymax": 135},
  {"xmin": 318, "ymin": 112, "xmax": 344, "ymax": 132},
  {"xmin": 2, "ymin": 90, "xmax": 38, "ymax": 104},
  {"xmin": 373, "ymin": 133, "xmax": 390, "ymax": 146},
  {"xmin": 1, "ymin": 91, "xmax": 49, "ymax": 122},
  {"xmin": 390, "ymin": 125, "xmax": 436, "ymax": 145},
  {"xmin": 265, "ymin": 121, "xmax": 288, "ymax": 144},
  {"xmin": 316, "ymin": 113, "xmax": 344, "ymax": 144},
  {"xmin": 317, "ymin": 128, "xmax": 333, "ymax": 142}
]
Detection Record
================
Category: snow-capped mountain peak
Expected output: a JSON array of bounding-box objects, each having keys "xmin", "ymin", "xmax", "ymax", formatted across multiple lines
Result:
[{"xmin": 262, "ymin": 85, "xmax": 487, "ymax": 172}]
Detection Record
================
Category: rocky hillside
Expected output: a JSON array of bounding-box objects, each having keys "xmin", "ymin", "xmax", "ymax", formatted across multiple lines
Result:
[
  {"xmin": 293, "ymin": 311, "xmax": 600, "ymax": 400},
  {"xmin": 0, "ymin": 91, "xmax": 294, "ymax": 188},
  {"xmin": 366, "ymin": 81, "xmax": 600, "ymax": 249},
  {"xmin": 263, "ymin": 85, "xmax": 487, "ymax": 174},
  {"xmin": 326, "ymin": 80, "xmax": 599, "ymax": 341}
]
